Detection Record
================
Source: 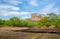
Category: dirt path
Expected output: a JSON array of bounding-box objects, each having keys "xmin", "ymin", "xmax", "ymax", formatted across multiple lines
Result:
[
  {"xmin": 0, "ymin": 27, "xmax": 60, "ymax": 39},
  {"xmin": 0, "ymin": 27, "xmax": 28, "ymax": 31}
]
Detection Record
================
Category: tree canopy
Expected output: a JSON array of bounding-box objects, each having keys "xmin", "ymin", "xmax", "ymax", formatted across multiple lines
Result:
[{"xmin": 0, "ymin": 13, "xmax": 60, "ymax": 27}]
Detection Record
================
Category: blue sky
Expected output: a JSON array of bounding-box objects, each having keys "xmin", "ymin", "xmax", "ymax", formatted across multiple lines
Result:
[{"xmin": 0, "ymin": 0, "xmax": 60, "ymax": 20}]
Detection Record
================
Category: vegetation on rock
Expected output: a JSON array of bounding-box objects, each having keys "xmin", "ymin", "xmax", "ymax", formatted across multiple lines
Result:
[{"xmin": 0, "ymin": 13, "xmax": 60, "ymax": 27}]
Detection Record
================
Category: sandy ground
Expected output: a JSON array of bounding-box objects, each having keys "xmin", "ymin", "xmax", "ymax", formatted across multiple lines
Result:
[
  {"xmin": 0, "ymin": 27, "xmax": 60, "ymax": 39},
  {"xmin": 0, "ymin": 27, "xmax": 28, "ymax": 31}
]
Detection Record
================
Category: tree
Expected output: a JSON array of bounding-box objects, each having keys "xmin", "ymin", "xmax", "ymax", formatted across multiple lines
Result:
[
  {"xmin": 0, "ymin": 13, "xmax": 60, "ymax": 27},
  {"xmin": 0, "ymin": 19, "xmax": 3, "ymax": 25},
  {"xmin": 37, "ymin": 17, "xmax": 51, "ymax": 26},
  {"xmin": 47, "ymin": 13, "xmax": 58, "ymax": 26},
  {"xmin": 37, "ymin": 13, "xmax": 60, "ymax": 27},
  {"xmin": 55, "ymin": 14, "xmax": 60, "ymax": 27},
  {"xmin": 0, "ymin": 19, "xmax": 5, "ymax": 26},
  {"xmin": 8, "ymin": 17, "xmax": 21, "ymax": 27},
  {"xmin": 20, "ymin": 20, "xmax": 28, "ymax": 27}
]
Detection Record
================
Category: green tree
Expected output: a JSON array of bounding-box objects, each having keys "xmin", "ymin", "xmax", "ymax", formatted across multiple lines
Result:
[
  {"xmin": 47, "ymin": 13, "xmax": 59, "ymax": 26},
  {"xmin": 20, "ymin": 20, "xmax": 28, "ymax": 27},
  {"xmin": 37, "ymin": 17, "xmax": 50, "ymax": 26},
  {"xmin": 8, "ymin": 17, "xmax": 21, "ymax": 27},
  {"xmin": 55, "ymin": 14, "xmax": 60, "ymax": 27},
  {"xmin": 37, "ymin": 13, "xmax": 60, "ymax": 27},
  {"xmin": 0, "ymin": 19, "xmax": 3, "ymax": 25},
  {"xmin": 0, "ymin": 19, "xmax": 5, "ymax": 25}
]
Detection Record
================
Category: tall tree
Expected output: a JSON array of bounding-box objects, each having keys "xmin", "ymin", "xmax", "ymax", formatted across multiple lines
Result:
[
  {"xmin": 47, "ymin": 13, "xmax": 58, "ymax": 26},
  {"xmin": 8, "ymin": 17, "xmax": 21, "ymax": 27}
]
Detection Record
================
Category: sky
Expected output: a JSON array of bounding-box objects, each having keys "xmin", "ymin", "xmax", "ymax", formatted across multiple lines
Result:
[{"xmin": 0, "ymin": 0, "xmax": 60, "ymax": 20}]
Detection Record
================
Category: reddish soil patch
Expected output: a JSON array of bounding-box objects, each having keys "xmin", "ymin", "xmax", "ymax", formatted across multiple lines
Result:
[{"xmin": 0, "ymin": 27, "xmax": 60, "ymax": 39}]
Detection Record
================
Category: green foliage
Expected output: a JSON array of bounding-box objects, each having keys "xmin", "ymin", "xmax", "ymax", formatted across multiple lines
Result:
[
  {"xmin": 37, "ymin": 13, "xmax": 60, "ymax": 27},
  {"xmin": 20, "ymin": 20, "xmax": 28, "ymax": 27},
  {"xmin": 0, "ymin": 19, "xmax": 5, "ymax": 26},
  {"xmin": 55, "ymin": 19, "xmax": 60, "ymax": 27},
  {"xmin": 28, "ymin": 22, "xmax": 34, "ymax": 26},
  {"xmin": 38, "ymin": 17, "xmax": 51, "ymax": 27},
  {"xmin": 0, "ymin": 13, "xmax": 60, "ymax": 27},
  {"xmin": 9, "ymin": 17, "xmax": 21, "ymax": 27},
  {"xmin": 0, "ymin": 19, "xmax": 3, "ymax": 25}
]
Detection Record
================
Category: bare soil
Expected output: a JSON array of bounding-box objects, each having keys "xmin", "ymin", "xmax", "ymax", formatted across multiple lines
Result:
[{"xmin": 0, "ymin": 27, "xmax": 60, "ymax": 39}]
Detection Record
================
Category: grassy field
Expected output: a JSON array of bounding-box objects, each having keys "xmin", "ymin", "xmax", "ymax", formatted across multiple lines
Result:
[{"xmin": 0, "ymin": 27, "xmax": 60, "ymax": 39}]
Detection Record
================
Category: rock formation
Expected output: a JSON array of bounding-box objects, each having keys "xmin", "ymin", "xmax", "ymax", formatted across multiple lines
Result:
[{"xmin": 31, "ymin": 13, "xmax": 46, "ymax": 20}]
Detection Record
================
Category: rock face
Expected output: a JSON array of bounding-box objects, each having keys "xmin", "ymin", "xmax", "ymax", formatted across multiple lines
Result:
[{"xmin": 31, "ymin": 13, "xmax": 46, "ymax": 20}]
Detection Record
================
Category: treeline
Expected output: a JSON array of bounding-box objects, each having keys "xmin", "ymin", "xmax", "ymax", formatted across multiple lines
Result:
[
  {"xmin": 0, "ymin": 13, "xmax": 60, "ymax": 27},
  {"xmin": 37, "ymin": 13, "xmax": 60, "ymax": 27},
  {"xmin": 0, "ymin": 17, "xmax": 35, "ymax": 27}
]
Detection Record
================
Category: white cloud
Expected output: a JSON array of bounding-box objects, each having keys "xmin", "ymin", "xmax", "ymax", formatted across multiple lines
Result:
[
  {"xmin": 22, "ymin": 16, "xmax": 31, "ymax": 19},
  {"xmin": 40, "ymin": 3, "xmax": 55, "ymax": 14},
  {"xmin": 42, "ymin": 4, "xmax": 53, "ymax": 11},
  {"xmin": 11, "ymin": 7, "xmax": 20, "ymax": 11},
  {"xmin": 29, "ymin": 0, "xmax": 38, "ymax": 6},
  {"xmin": 52, "ymin": 7, "xmax": 60, "ymax": 14},
  {"xmin": 9, "ymin": 11, "xmax": 29, "ymax": 15},
  {"xmin": 0, "ymin": 4, "xmax": 30, "ymax": 18},
  {"xmin": 3, "ymin": 0, "xmax": 22, "ymax": 5},
  {"xmin": 43, "ymin": 0, "xmax": 54, "ymax": 2},
  {"xmin": 20, "ymin": 12, "xmax": 30, "ymax": 14},
  {"xmin": 1, "ymin": 11, "xmax": 30, "ymax": 16},
  {"xmin": 0, "ymin": 5, "xmax": 20, "ymax": 11},
  {"xmin": 2, "ymin": 13, "xmax": 9, "ymax": 16},
  {"xmin": 53, "ymin": 8, "xmax": 60, "ymax": 11}
]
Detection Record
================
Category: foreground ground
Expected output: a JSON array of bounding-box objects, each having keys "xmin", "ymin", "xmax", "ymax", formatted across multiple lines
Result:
[{"xmin": 0, "ymin": 27, "xmax": 60, "ymax": 39}]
